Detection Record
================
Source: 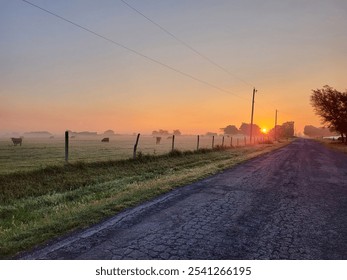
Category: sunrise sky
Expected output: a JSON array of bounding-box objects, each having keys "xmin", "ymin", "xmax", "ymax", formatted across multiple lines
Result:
[{"xmin": 1, "ymin": 0, "xmax": 346, "ymax": 135}]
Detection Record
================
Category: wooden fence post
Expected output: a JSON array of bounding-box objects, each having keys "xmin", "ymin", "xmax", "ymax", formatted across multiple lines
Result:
[
  {"xmin": 244, "ymin": 136, "xmax": 246, "ymax": 146},
  {"xmin": 197, "ymin": 135, "xmax": 200, "ymax": 151},
  {"xmin": 171, "ymin": 135, "xmax": 175, "ymax": 152},
  {"xmin": 222, "ymin": 136, "xmax": 225, "ymax": 147},
  {"xmin": 133, "ymin": 133, "xmax": 140, "ymax": 159},
  {"xmin": 65, "ymin": 130, "xmax": 69, "ymax": 164},
  {"xmin": 212, "ymin": 135, "xmax": 215, "ymax": 149},
  {"xmin": 230, "ymin": 136, "xmax": 233, "ymax": 147}
]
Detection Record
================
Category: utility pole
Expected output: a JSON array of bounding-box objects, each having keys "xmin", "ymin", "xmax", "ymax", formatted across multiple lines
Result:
[
  {"xmin": 274, "ymin": 109, "xmax": 278, "ymax": 141},
  {"xmin": 65, "ymin": 130, "xmax": 69, "ymax": 164},
  {"xmin": 250, "ymin": 87, "xmax": 257, "ymax": 143}
]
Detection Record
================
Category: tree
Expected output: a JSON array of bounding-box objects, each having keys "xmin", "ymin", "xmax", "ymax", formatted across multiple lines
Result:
[
  {"xmin": 311, "ymin": 85, "xmax": 347, "ymax": 143},
  {"xmin": 268, "ymin": 122, "xmax": 294, "ymax": 139},
  {"xmin": 282, "ymin": 121, "xmax": 295, "ymax": 138},
  {"xmin": 220, "ymin": 125, "xmax": 239, "ymax": 135},
  {"xmin": 239, "ymin": 123, "xmax": 261, "ymax": 137},
  {"xmin": 268, "ymin": 125, "xmax": 284, "ymax": 139},
  {"xmin": 152, "ymin": 129, "xmax": 170, "ymax": 136},
  {"xmin": 103, "ymin": 130, "xmax": 115, "ymax": 135},
  {"xmin": 173, "ymin": 130, "xmax": 182, "ymax": 136},
  {"xmin": 303, "ymin": 125, "xmax": 335, "ymax": 138}
]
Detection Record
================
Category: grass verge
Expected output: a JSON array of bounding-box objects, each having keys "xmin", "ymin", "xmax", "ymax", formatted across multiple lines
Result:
[
  {"xmin": 315, "ymin": 139, "xmax": 347, "ymax": 154},
  {"xmin": 0, "ymin": 142, "xmax": 289, "ymax": 259}
]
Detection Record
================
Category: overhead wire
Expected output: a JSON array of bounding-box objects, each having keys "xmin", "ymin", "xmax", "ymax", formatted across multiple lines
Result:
[
  {"xmin": 120, "ymin": 0, "xmax": 255, "ymax": 88},
  {"xmin": 21, "ymin": 0, "xmax": 248, "ymax": 100}
]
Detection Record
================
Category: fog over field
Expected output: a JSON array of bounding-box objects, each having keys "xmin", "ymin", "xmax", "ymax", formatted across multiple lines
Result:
[{"xmin": 0, "ymin": 133, "xmax": 259, "ymax": 174}]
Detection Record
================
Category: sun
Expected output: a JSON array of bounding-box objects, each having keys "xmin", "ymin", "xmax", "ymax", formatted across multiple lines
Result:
[{"xmin": 261, "ymin": 128, "xmax": 268, "ymax": 134}]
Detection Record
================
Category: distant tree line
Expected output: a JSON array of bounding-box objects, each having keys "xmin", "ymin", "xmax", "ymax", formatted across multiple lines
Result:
[
  {"xmin": 310, "ymin": 85, "xmax": 347, "ymax": 143},
  {"xmin": 303, "ymin": 125, "xmax": 335, "ymax": 138},
  {"xmin": 220, "ymin": 122, "xmax": 295, "ymax": 138},
  {"xmin": 23, "ymin": 131, "xmax": 52, "ymax": 138},
  {"xmin": 220, "ymin": 123, "xmax": 262, "ymax": 136},
  {"xmin": 152, "ymin": 129, "xmax": 182, "ymax": 136},
  {"xmin": 67, "ymin": 131, "xmax": 98, "ymax": 137},
  {"xmin": 268, "ymin": 122, "xmax": 295, "ymax": 139}
]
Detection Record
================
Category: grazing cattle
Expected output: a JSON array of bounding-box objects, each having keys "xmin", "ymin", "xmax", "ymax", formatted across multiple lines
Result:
[
  {"xmin": 156, "ymin": 137, "xmax": 162, "ymax": 144},
  {"xmin": 101, "ymin": 137, "xmax": 109, "ymax": 142},
  {"xmin": 11, "ymin": 137, "xmax": 23, "ymax": 146}
]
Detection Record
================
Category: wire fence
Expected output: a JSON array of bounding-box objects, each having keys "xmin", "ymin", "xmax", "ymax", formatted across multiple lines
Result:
[{"xmin": 0, "ymin": 132, "xmax": 271, "ymax": 174}]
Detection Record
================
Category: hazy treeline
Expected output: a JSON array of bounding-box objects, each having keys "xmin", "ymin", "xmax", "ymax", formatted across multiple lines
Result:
[
  {"xmin": 303, "ymin": 125, "xmax": 336, "ymax": 138},
  {"xmin": 220, "ymin": 122, "xmax": 295, "ymax": 139}
]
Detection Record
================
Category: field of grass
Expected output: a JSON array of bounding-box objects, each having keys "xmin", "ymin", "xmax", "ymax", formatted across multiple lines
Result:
[
  {"xmin": 0, "ymin": 140, "xmax": 288, "ymax": 259},
  {"xmin": 0, "ymin": 135, "xmax": 252, "ymax": 174},
  {"xmin": 317, "ymin": 138, "xmax": 347, "ymax": 154}
]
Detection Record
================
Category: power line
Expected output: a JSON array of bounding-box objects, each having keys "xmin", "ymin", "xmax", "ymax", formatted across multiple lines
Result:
[
  {"xmin": 21, "ymin": 0, "xmax": 247, "ymax": 100},
  {"xmin": 120, "ymin": 0, "xmax": 255, "ymax": 88}
]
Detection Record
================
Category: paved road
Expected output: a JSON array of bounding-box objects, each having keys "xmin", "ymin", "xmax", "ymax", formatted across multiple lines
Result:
[{"xmin": 21, "ymin": 139, "xmax": 347, "ymax": 259}]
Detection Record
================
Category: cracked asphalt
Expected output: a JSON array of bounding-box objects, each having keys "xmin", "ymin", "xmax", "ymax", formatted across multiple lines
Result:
[{"xmin": 21, "ymin": 139, "xmax": 347, "ymax": 259}]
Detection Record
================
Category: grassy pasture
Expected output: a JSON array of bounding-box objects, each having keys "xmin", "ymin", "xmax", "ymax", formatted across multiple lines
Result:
[
  {"xmin": 0, "ymin": 135, "xmax": 243, "ymax": 174},
  {"xmin": 0, "ymin": 136, "xmax": 286, "ymax": 259}
]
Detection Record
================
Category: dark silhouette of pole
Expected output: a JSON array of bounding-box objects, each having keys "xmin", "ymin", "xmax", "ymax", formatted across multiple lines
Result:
[
  {"xmin": 274, "ymin": 109, "xmax": 278, "ymax": 141},
  {"xmin": 65, "ymin": 130, "xmax": 69, "ymax": 164},
  {"xmin": 171, "ymin": 135, "xmax": 175, "ymax": 152},
  {"xmin": 133, "ymin": 133, "xmax": 140, "ymax": 159},
  {"xmin": 250, "ymin": 88, "xmax": 257, "ymax": 143}
]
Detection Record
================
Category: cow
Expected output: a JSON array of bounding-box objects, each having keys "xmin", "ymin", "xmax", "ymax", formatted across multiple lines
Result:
[
  {"xmin": 11, "ymin": 137, "xmax": 23, "ymax": 146},
  {"xmin": 155, "ymin": 137, "xmax": 162, "ymax": 144},
  {"xmin": 101, "ymin": 137, "xmax": 109, "ymax": 142}
]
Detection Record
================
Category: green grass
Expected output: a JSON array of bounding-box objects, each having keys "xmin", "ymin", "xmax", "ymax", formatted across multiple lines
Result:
[{"xmin": 0, "ymin": 142, "xmax": 288, "ymax": 259}]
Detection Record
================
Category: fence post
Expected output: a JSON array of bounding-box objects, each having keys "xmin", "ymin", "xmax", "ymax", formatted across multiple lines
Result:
[
  {"xmin": 244, "ymin": 136, "xmax": 246, "ymax": 146},
  {"xmin": 133, "ymin": 133, "xmax": 140, "ymax": 159},
  {"xmin": 65, "ymin": 130, "xmax": 69, "ymax": 164},
  {"xmin": 222, "ymin": 136, "xmax": 225, "ymax": 147},
  {"xmin": 230, "ymin": 136, "xmax": 233, "ymax": 147},
  {"xmin": 212, "ymin": 135, "xmax": 215, "ymax": 149},
  {"xmin": 197, "ymin": 135, "xmax": 200, "ymax": 151},
  {"xmin": 171, "ymin": 135, "xmax": 175, "ymax": 152}
]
